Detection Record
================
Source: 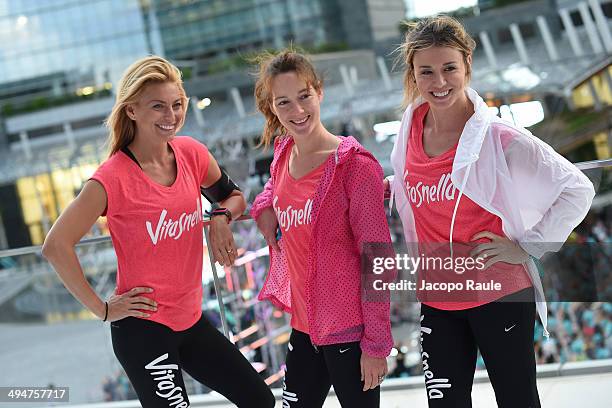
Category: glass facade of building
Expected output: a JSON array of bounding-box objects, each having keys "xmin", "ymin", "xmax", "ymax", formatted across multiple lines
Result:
[
  {"xmin": 152, "ymin": 0, "xmax": 326, "ymax": 62},
  {"xmin": 0, "ymin": 0, "xmax": 154, "ymax": 88},
  {"xmin": 0, "ymin": 1, "xmax": 157, "ymax": 246}
]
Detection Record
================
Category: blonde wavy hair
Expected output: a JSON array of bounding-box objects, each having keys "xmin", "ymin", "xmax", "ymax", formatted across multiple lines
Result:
[
  {"xmin": 396, "ymin": 16, "xmax": 476, "ymax": 108},
  {"xmin": 105, "ymin": 56, "xmax": 188, "ymax": 156}
]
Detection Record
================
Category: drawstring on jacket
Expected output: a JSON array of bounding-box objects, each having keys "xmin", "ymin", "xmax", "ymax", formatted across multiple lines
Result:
[
  {"xmin": 449, "ymin": 163, "xmax": 472, "ymax": 258},
  {"xmin": 388, "ymin": 176, "xmax": 395, "ymax": 216},
  {"xmin": 448, "ymin": 163, "xmax": 550, "ymax": 338}
]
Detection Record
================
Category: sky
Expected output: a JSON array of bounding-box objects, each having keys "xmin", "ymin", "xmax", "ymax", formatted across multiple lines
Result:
[{"xmin": 406, "ymin": 0, "xmax": 479, "ymax": 17}]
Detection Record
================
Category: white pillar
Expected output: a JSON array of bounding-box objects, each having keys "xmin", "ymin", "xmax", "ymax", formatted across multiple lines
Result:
[
  {"xmin": 19, "ymin": 131, "xmax": 31, "ymax": 160},
  {"xmin": 604, "ymin": 68, "xmax": 612, "ymax": 96},
  {"xmin": 230, "ymin": 87, "xmax": 245, "ymax": 119},
  {"xmin": 588, "ymin": 0, "xmax": 612, "ymax": 53},
  {"xmin": 536, "ymin": 16, "xmax": 559, "ymax": 61},
  {"xmin": 578, "ymin": 2, "xmax": 604, "ymax": 54},
  {"xmin": 559, "ymin": 8, "xmax": 584, "ymax": 57},
  {"xmin": 376, "ymin": 56, "xmax": 392, "ymax": 91},
  {"xmin": 63, "ymin": 123, "xmax": 75, "ymax": 152},
  {"xmin": 339, "ymin": 65, "xmax": 354, "ymax": 96},
  {"xmin": 564, "ymin": 87, "xmax": 576, "ymax": 111},
  {"xmin": 587, "ymin": 78, "xmax": 603, "ymax": 110},
  {"xmin": 190, "ymin": 97, "xmax": 205, "ymax": 128},
  {"xmin": 510, "ymin": 23, "xmax": 530, "ymax": 65},
  {"xmin": 349, "ymin": 66, "xmax": 358, "ymax": 85},
  {"xmin": 479, "ymin": 31, "xmax": 498, "ymax": 69}
]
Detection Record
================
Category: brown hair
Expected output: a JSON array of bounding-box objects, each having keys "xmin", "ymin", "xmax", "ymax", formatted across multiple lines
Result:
[
  {"xmin": 397, "ymin": 16, "xmax": 476, "ymax": 107},
  {"xmin": 105, "ymin": 56, "xmax": 187, "ymax": 157},
  {"xmin": 253, "ymin": 48, "xmax": 323, "ymax": 148}
]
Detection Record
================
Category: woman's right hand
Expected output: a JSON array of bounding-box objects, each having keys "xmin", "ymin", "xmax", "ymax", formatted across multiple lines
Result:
[
  {"xmin": 255, "ymin": 207, "xmax": 280, "ymax": 251},
  {"xmin": 105, "ymin": 287, "xmax": 157, "ymax": 322}
]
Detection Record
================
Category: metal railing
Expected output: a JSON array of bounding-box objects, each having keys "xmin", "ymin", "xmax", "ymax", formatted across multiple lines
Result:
[
  {"xmin": 0, "ymin": 157, "xmax": 610, "ymax": 338},
  {"xmin": 0, "ymin": 214, "xmax": 251, "ymax": 338},
  {"xmin": 1, "ymin": 157, "xmax": 609, "ymax": 259}
]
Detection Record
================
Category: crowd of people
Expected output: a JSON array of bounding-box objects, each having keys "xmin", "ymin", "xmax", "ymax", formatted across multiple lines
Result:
[
  {"xmin": 101, "ymin": 372, "xmax": 136, "ymax": 402},
  {"xmin": 532, "ymin": 210, "xmax": 612, "ymax": 365}
]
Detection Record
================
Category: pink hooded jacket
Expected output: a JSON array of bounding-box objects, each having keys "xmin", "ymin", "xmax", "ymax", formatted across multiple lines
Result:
[{"xmin": 251, "ymin": 135, "xmax": 395, "ymax": 358}]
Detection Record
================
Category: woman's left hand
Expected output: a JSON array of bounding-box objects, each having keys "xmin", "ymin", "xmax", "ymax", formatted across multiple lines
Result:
[
  {"xmin": 469, "ymin": 231, "xmax": 530, "ymax": 269},
  {"xmin": 209, "ymin": 216, "xmax": 237, "ymax": 267},
  {"xmin": 360, "ymin": 353, "xmax": 387, "ymax": 391}
]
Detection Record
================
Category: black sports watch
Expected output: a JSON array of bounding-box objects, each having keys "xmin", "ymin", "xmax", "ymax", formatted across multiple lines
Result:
[{"xmin": 210, "ymin": 207, "xmax": 232, "ymax": 223}]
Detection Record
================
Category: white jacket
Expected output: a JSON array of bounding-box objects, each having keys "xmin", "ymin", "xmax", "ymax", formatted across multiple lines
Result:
[{"xmin": 389, "ymin": 87, "xmax": 596, "ymax": 337}]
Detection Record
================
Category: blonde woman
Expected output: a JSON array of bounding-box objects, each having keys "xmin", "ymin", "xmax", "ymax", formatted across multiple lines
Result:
[
  {"xmin": 42, "ymin": 56, "xmax": 274, "ymax": 408},
  {"xmin": 390, "ymin": 16, "xmax": 594, "ymax": 407}
]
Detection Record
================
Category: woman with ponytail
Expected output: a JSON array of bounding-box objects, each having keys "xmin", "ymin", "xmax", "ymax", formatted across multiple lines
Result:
[{"xmin": 251, "ymin": 49, "xmax": 395, "ymax": 408}]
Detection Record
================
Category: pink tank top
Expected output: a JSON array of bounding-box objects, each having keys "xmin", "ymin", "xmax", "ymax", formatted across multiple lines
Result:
[
  {"xmin": 91, "ymin": 136, "xmax": 209, "ymax": 331},
  {"xmin": 273, "ymin": 147, "xmax": 327, "ymax": 333},
  {"xmin": 404, "ymin": 104, "xmax": 531, "ymax": 310}
]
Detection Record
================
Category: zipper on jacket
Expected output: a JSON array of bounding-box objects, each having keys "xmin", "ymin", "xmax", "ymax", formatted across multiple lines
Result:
[{"xmin": 311, "ymin": 340, "xmax": 320, "ymax": 353}]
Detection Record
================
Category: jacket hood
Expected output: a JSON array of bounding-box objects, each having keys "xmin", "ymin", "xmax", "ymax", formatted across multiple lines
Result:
[
  {"xmin": 453, "ymin": 87, "xmax": 495, "ymax": 171},
  {"xmin": 336, "ymin": 135, "xmax": 375, "ymax": 164},
  {"xmin": 274, "ymin": 134, "xmax": 374, "ymax": 166}
]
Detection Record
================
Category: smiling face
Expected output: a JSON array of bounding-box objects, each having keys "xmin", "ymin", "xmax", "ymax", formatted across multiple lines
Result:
[
  {"xmin": 412, "ymin": 46, "xmax": 471, "ymax": 109},
  {"xmin": 269, "ymin": 71, "xmax": 323, "ymax": 139},
  {"xmin": 126, "ymin": 81, "xmax": 186, "ymax": 142}
]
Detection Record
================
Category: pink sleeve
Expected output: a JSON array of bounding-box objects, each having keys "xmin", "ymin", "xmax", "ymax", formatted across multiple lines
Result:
[
  {"xmin": 89, "ymin": 161, "xmax": 114, "ymax": 217},
  {"xmin": 343, "ymin": 153, "xmax": 395, "ymax": 358},
  {"xmin": 250, "ymin": 177, "xmax": 274, "ymax": 221}
]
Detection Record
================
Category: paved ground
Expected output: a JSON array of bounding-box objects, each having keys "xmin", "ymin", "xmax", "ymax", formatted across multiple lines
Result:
[
  {"xmin": 183, "ymin": 372, "xmax": 612, "ymax": 408},
  {"xmin": 0, "ymin": 320, "xmax": 117, "ymax": 404},
  {"xmin": 324, "ymin": 373, "xmax": 612, "ymax": 408}
]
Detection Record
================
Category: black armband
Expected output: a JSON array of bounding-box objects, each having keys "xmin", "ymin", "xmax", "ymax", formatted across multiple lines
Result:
[{"xmin": 200, "ymin": 168, "xmax": 241, "ymax": 203}]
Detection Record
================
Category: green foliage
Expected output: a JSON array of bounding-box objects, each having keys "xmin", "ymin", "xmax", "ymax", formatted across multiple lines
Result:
[
  {"xmin": 180, "ymin": 66, "xmax": 193, "ymax": 80},
  {"xmin": 1, "ymin": 88, "xmax": 112, "ymax": 117},
  {"xmin": 206, "ymin": 42, "xmax": 351, "ymax": 75},
  {"xmin": 530, "ymin": 108, "xmax": 608, "ymax": 134}
]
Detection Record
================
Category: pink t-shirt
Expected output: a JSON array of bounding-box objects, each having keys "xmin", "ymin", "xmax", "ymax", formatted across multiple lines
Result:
[
  {"xmin": 273, "ymin": 148, "xmax": 327, "ymax": 333},
  {"xmin": 404, "ymin": 104, "xmax": 531, "ymax": 310},
  {"xmin": 91, "ymin": 136, "xmax": 209, "ymax": 331}
]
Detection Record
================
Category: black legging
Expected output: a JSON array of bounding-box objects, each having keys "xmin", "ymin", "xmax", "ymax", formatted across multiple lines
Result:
[
  {"xmin": 419, "ymin": 287, "xmax": 541, "ymax": 408},
  {"xmin": 282, "ymin": 329, "xmax": 380, "ymax": 408},
  {"xmin": 111, "ymin": 314, "xmax": 275, "ymax": 408}
]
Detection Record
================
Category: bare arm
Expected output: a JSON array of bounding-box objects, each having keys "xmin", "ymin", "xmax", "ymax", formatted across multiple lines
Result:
[
  {"xmin": 41, "ymin": 180, "xmax": 110, "ymax": 319},
  {"xmin": 204, "ymin": 152, "xmax": 247, "ymax": 266},
  {"xmin": 203, "ymin": 152, "xmax": 247, "ymax": 220},
  {"xmin": 42, "ymin": 180, "xmax": 156, "ymax": 321}
]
